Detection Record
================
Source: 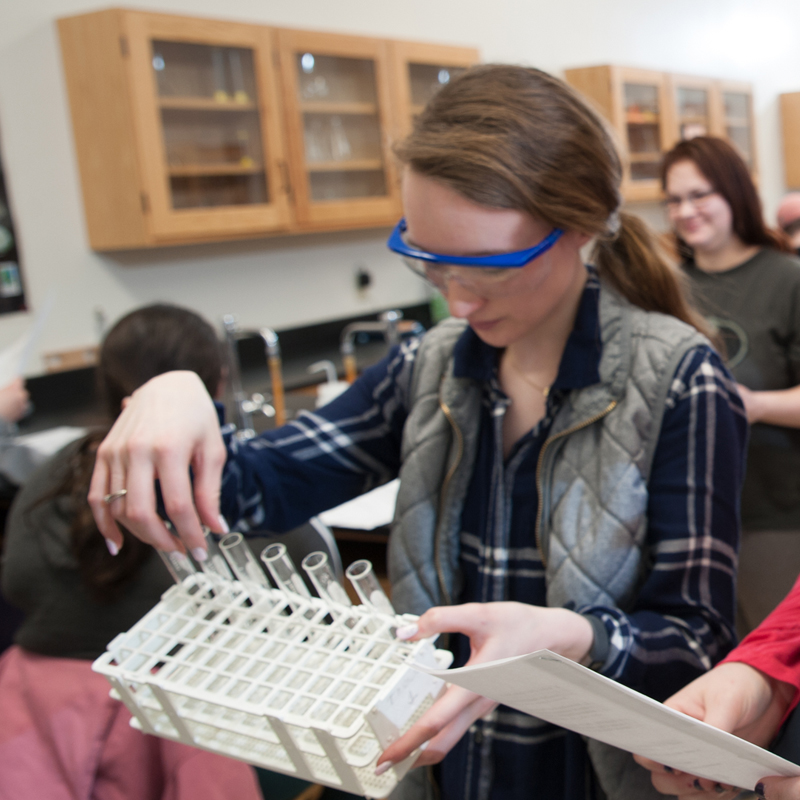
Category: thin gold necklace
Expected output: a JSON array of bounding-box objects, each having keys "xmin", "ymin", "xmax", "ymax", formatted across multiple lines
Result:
[{"xmin": 506, "ymin": 354, "xmax": 552, "ymax": 398}]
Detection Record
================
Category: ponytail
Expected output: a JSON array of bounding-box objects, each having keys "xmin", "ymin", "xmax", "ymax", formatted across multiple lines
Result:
[{"xmin": 593, "ymin": 211, "xmax": 715, "ymax": 340}]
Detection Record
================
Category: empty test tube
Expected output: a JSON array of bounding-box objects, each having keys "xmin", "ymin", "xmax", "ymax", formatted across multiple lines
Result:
[
  {"xmin": 302, "ymin": 551, "xmax": 352, "ymax": 607},
  {"xmin": 159, "ymin": 549, "xmax": 198, "ymax": 584},
  {"xmin": 261, "ymin": 543, "xmax": 311, "ymax": 598},
  {"xmin": 345, "ymin": 559, "xmax": 395, "ymax": 615},
  {"xmin": 200, "ymin": 528, "xmax": 234, "ymax": 582},
  {"xmin": 220, "ymin": 533, "xmax": 270, "ymax": 593}
]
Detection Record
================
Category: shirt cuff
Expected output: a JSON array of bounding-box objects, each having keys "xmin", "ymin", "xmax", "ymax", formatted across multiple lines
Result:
[{"xmin": 581, "ymin": 612, "xmax": 610, "ymax": 670}]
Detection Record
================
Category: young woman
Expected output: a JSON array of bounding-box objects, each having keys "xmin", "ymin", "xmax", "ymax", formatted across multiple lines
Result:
[
  {"xmin": 0, "ymin": 305, "xmax": 262, "ymax": 800},
  {"xmin": 661, "ymin": 137, "xmax": 800, "ymax": 637},
  {"xmin": 88, "ymin": 67, "xmax": 747, "ymax": 800}
]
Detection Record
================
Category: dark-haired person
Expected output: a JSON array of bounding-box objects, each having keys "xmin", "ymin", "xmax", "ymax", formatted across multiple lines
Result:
[
  {"xmin": 662, "ymin": 137, "xmax": 800, "ymax": 637},
  {"xmin": 88, "ymin": 67, "xmax": 747, "ymax": 800},
  {"xmin": 0, "ymin": 304, "xmax": 262, "ymax": 800}
]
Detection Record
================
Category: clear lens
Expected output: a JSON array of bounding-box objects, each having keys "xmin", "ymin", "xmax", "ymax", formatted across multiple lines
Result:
[{"xmin": 403, "ymin": 255, "xmax": 518, "ymax": 296}]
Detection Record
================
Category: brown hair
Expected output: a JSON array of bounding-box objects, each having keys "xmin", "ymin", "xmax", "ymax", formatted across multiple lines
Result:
[
  {"xmin": 394, "ymin": 64, "xmax": 710, "ymax": 333},
  {"xmin": 36, "ymin": 304, "xmax": 223, "ymax": 601},
  {"xmin": 661, "ymin": 136, "xmax": 790, "ymax": 259}
]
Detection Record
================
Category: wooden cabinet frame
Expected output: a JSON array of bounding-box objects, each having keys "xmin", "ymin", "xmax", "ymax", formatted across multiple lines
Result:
[{"xmin": 781, "ymin": 92, "xmax": 800, "ymax": 189}]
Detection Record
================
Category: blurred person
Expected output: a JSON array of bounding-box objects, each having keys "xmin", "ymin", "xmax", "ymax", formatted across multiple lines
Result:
[
  {"xmin": 778, "ymin": 193, "xmax": 800, "ymax": 255},
  {"xmin": 0, "ymin": 376, "xmax": 29, "ymax": 430},
  {"xmin": 0, "ymin": 304, "xmax": 262, "ymax": 800},
  {"xmin": 662, "ymin": 137, "xmax": 800, "ymax": 637}
]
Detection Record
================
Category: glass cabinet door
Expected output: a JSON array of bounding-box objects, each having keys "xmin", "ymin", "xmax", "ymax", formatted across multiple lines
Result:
[
  {"xmin": 389, "ymin": 42, "xmax": 478, "ymax": 140},
  {"xmin": 125, "ymin": 14, "xmax": 290, "ymax": 241},
  {"xmin": 152, "ymin": 41, "xmax": 269, "ymax": 210},
  {"xmin": 723, "ymin": 90, "xmax": 754, "ymax": 167},
  {"xmin": 676, "ymin": 85, "xmax": 710, "ymax": 140},
  {"xmin": 624, "ymin": 82, "xmax": 664, "ymax": 182},
  {"xmin": 278, "ymin": 30, "xmax": 401, "ymax": 227}
]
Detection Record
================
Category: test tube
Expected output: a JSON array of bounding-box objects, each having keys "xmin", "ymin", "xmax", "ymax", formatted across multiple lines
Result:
[
  {"xmin": 159, "ymin": 549, "xmax": 198, "ymax": 584},
  {"xmin": 302, "ymin": 551, "xmax": 352, "ymax": 607},
  {"xmin": 345, "ymin": 559, "xmax": 395, "ymax": 615},
  {"xmin": 200, "ymin": 528, "xmax": 234, "ymax": 582},
  {"xmin": 219, "ymin": 533, "xmax": 270, "ymax": 595},
  {"xmin": 261, "ymin": 543, "xmax": 311, "ymax": 598}
]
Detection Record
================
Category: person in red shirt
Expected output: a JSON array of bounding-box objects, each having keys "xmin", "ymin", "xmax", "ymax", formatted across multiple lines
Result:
[{"xmin": 635, "ymin": 573, "xmax": 800, "ymax": 799}]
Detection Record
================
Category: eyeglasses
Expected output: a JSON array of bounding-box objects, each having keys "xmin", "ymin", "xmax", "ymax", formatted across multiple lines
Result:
[
  {"xmin": 386, "ymin": 218, "xmax": 564, "ymax": 296},
  {"xmin": 662, "ymin": 189, "xmax": 719, "ymax": 212}
]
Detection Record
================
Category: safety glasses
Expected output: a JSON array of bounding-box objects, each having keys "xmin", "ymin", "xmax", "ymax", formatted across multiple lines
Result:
[{"xmin": 387, "ymin": 218, "xmax": 563, "ymax": 296}]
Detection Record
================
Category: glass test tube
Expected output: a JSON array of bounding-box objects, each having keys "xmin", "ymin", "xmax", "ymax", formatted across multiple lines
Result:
[
  {"xmin": 302, "ymin": 551, "xmax": 352, "ymax": 607},
  {"xmin": 261, "ymin": 542, "xmax": 311, "ymax": 598},
  {"xmin": 345, "ymin": 559, "xmax": 395, "ymax": 615},
  {"xmin": 219, "ymin": 532, "xmax": 270, "ymax": 594},
  {"xmin": 159, "ymin": 549, "xmax": 197, "ymax": 584},
  {"xmin": 199, "ymin": 527, "xmax": 234, "ymax": 582}
]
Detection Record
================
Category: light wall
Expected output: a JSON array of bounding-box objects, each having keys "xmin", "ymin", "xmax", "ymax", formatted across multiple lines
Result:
[{"xmin": 1, "ymin": 0, "xmax": 799, "ymax": 374}]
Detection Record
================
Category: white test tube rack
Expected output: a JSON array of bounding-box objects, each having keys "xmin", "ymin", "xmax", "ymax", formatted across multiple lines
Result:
[{"xmin": 92, "ymin": 555, "xmax": 452, "ymax": 799}]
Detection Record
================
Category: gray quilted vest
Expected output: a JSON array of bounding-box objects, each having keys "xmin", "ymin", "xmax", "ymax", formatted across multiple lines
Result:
[{"xmin": 388, "ymin": 283, "xmax": 703, "ymax": 800}]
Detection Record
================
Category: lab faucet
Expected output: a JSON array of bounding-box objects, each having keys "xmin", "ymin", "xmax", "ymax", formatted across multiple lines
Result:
[
  {"xmin": 222, "ymin": 316, "xmax": 286, "ymax": 440},
  {"xmin": 340, "ymin": 310, "xmax": 425, "ymax": 382}
]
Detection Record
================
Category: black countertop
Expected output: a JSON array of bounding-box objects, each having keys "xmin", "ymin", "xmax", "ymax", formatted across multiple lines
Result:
[{"xmin": 19, "ymin": 302, "xmax": 432, "ymax": 435}]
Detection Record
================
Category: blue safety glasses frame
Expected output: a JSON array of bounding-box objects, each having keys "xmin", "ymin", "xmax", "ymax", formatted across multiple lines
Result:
[{"xmin": 386, "ymin": 218, "xmax": 564, "ymax": 268}]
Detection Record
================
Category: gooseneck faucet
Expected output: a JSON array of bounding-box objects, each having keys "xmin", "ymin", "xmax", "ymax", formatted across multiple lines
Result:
[{"xmin": 340, "ymin": 310, "xmax": 424, "ymax": 383}]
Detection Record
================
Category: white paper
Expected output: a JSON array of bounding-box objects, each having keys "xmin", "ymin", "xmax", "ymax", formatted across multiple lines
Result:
[
  {"xmin": 415, "ymin": 650, "xmax": 800, "ymax": 791},
  {"xmin": 318, "ymin": 479, "xmax": 399, "ymax": 530},
  {"xmin": 0, "ymin": 293, "xmax": 54, "ymax": 385}
]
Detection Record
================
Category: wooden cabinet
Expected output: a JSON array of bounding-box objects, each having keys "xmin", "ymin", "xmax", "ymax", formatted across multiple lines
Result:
[
  {"xmin": 58, "ymin": 10, "xmax": 291, "ymax": 248},
  {"xmin": 565, "ymin": 65, "xmax": 757, "ymax": 202},
  {"xmin": 57, "ymin": 9, "xmax": 479, "ymax": 249},
  {"xmin": 780, "ymin": 92, "xmax": 800, "ymax": 189}
]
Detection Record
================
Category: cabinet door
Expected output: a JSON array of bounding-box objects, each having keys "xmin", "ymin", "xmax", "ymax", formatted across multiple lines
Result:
[
  {"xmin": 123, "ymin": 12, "xmax": 291, "ymax": 242},
  {"xmin": 276, "ymin": 29, "xmax": 401, "ymax": 229},
  {"xmin": 714, "ymin": 82, "xmax": 757, "ymax": 176},
  {"xmin": 616, "ymin": 68, "xmax": 671, "ymax": 201},
  {"xmin": 669, "ymin": 75, "xmax": 714, "ymax": 143},
  {"xmin": 388, "ymin": 41, "xmax": 479, "ymax": 141}
]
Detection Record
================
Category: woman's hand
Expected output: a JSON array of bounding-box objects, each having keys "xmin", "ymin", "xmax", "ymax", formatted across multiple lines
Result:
[
  {"xmin": 0, "ymin": 376, "xmax": 29, "ymax": 423},
  {"xmin": 88, "ymin": 371, "xmax": 227, "ymax": 557},
  {"xmin": 634, "ymin": 661, "xmax": 795, "ymax": 798},
  {"xmin": 375, "ymin": 602, "xmax": 594, "ymax": 774}
]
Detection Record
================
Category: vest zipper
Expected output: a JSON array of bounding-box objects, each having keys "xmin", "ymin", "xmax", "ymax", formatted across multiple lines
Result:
[
  {"xmin": 435, "ymin": 398, "xmax": 464, "ymax": 606},
  {"xmin": 535, "ymin": 400, "xmax": 618, "ymax": 567}
]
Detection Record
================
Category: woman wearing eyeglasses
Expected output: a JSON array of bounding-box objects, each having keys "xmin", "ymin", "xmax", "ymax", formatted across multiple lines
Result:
[
  {"xmin": 88, "ymin": 67, "xmax": 747, "ymax": 800},
  {"xmin": 662, "ymin": 137, "xmax": 800, "ymax": 639}
]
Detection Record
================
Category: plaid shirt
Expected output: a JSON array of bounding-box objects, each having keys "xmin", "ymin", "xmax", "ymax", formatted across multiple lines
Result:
[{"xmin": 221, "ymin": 272, "xmax": 748, "ymax": 800}]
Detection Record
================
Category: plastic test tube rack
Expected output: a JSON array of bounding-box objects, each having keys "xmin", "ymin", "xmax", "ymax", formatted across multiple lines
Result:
[{"xmin": 93, "ymin": 548, "xmax": 452, "ymax": 799}]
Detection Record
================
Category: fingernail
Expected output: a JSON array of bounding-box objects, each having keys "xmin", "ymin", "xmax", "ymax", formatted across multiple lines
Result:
[
  {"xmin": 694, "ymin": 779, "xmax": 703, "ymax": 790},
  {"xmin": 374, "ymin": 761, "xmax": 393, "ymax": 777},
  {"xmin": 395, "ymin": 623, "xmax": 419, "ymax": 640},
  {"xmin": 105, "ymin": 538, "xmax": 119, "ymax": 556},
  {"xmin": 217, "ymin": 516, "xmax": 229, "ymax": 534},
  {"xmin": 191, "ymin": 547, "xmax": 208, "ymax": 562},
  {"xmin": 755, "ymin": 783, "xmax": 766, "ymax": 798},
  {"xmin": 664, "ymin": 766, "xmax": 674, "ymax": 774}
]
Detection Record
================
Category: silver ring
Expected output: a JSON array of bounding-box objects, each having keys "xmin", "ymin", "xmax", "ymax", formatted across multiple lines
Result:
[{"xmin": 103, "ymin": 489, "xmax": 128, "ymax": 504}]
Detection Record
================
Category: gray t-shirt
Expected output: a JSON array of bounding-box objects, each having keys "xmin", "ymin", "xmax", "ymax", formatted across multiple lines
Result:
[{"xmin": 684, "ymin": 248, "xmax": 800, "ymax": 530}]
